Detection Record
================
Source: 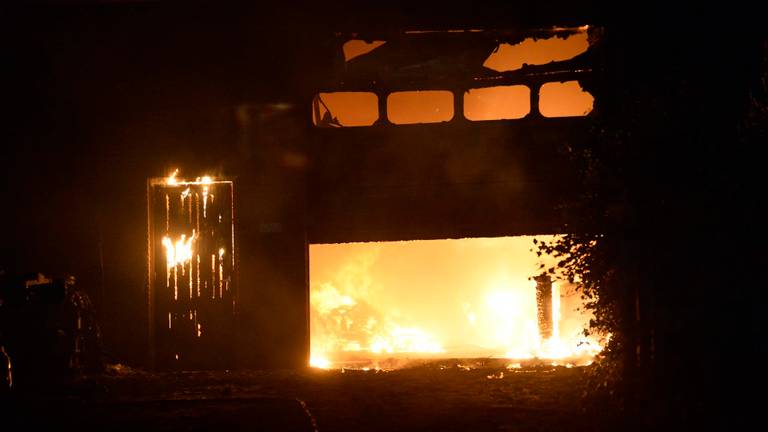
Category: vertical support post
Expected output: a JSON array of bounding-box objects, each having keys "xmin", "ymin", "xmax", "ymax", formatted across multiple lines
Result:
[
  {"xmin": 453, "ymin": 88, "xmax": 465, "ymax": 124},
  {"xmin": 375, "ymin": 90, "xmax": 390, "ymax": 126},
  {"xmin": 146, "ymin": 180, "xmax": 156, "ymax": 370},
  {"xmin": 534, "ymin": 274, "xmax": 553, "ymax": 339},
  {"xmin": 530, "ymin": 82, "xmax": 542, "ymax": 119}
]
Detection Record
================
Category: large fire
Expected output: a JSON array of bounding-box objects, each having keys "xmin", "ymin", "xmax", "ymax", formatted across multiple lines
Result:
[{"xmin": 309, "ymin": 237, "xmax": 604, "ymax": 369}]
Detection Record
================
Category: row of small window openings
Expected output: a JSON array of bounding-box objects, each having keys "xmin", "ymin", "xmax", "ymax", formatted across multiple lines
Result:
[{"xmin": 312, "ymin": 81, "xmax": 593, "ymax": 127}]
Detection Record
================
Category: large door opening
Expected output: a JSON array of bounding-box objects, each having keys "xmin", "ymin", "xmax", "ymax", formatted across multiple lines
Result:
[{"xmin": 309, "ymin": 236, "xmax": 603, "ymax": 369}]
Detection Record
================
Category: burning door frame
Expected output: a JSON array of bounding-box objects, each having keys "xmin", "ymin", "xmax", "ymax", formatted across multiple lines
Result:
[{"xmin": 147, "ymin": 171, "xmax": 237, "ymax": 369}]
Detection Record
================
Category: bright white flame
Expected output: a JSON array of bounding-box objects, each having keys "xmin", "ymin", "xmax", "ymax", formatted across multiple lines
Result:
[
  {"xmin": 309, "ymin": 237, "xmax": 603, "ymax": 369},
  {"xmin": 552, "ymin": 282, "xmax": 561, "ymax": 340},
  {"xmin": 483, "ymin": 279, "xmax": 541, "ymax": 358},
  {"xmin": 311, "ymin": 283, "xmax": 356, "ymax": 314},
  {"xmin": 162, "ymin": 233, "xmax": 197, "ymax": 268},
  {"xmin": 486, "ymin": 371, "xmax": 504, "ymax": 379},
  {"xmin": 202, "ymin": 185, "xmax": 209, "ymax": 217},
  {"xmin": 370, "ymin": 326, "xmax": 444, "ymax": 354},
  {"xmin": 165, "ymin": 172, "xmax": 222, "ymax": 186},
  {"xmin": 310, "ymin": 354, "xmax": 332, "ymax": 369},
  {"xmin": 166, "ymin": 169, "xmax": 179, "ymax": 185}
]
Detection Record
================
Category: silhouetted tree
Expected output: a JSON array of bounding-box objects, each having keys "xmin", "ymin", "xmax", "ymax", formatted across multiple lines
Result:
[{"xmin": 538, "ymin": 15, "xmax": 767, "ymax": 431}]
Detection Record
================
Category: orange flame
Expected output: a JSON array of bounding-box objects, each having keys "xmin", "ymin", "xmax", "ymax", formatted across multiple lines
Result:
[
  {"xmin": 166, "ymin": 169, "xmax": 179, "ymax": 185},
  {"xmin": 161, "ymin": 232, "xmax": 197, "ymax": 268},
  {"xmin": 309, "ymin": 237, "xmax": 604, "ymax": 369}
]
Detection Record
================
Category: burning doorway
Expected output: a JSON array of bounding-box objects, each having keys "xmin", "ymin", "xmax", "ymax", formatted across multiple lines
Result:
[
  {"xmin": 147, "ymin": 171, "xmax": 236, "ymax": 369},
  {"xmin": 309, "ymin": 236, "xmax": 602, "ymax": 369}
]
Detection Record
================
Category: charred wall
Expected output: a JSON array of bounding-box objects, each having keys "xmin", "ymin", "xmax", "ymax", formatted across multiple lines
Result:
[{"xmin": 308, "ymin": 119, "xmax": 589, "ymax": 243}]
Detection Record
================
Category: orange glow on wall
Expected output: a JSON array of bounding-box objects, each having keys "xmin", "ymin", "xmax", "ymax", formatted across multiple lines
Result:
[
  {"xmin": 313, "ymin": 92, "xmax": 379, "ymax": 127},
  {"xmin": 539, "ymin": 81, "xmax": 594, "ymax": 117},
  {"xmin": 387, "ymin": 90, "xmax": 454, "ymax": 125},
  {"xmin": 464, "ymin": 86, "xmax": 530, "ymax": 121}
]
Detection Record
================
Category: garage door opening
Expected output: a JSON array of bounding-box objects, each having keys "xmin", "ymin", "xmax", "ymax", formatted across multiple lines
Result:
[{"xmin": 309, "ymin": 236, "xmax": 603, "ymax": 370}]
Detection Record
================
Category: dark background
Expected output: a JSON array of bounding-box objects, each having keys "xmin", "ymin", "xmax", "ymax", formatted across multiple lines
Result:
[{"xmin": 3, "ymin": 0, "xmax": 764, "ymax": 380}]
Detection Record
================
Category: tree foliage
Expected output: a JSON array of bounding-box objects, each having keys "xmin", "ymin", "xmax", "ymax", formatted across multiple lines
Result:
[{"xmin": 536, "ymin": 19, "xmax": 767, "ymax": 430}]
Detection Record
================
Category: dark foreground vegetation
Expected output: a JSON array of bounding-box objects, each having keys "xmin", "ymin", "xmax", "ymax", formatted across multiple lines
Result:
[{"xmin": 537, "ymin": 9, "xmax": 767, "ymax": 431}]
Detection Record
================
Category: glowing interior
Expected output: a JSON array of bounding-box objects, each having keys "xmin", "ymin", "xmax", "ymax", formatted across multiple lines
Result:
[
  {"xmin": 309, "ymin": 236, "xmax": 603, "ymax": 369},
  {"xmin": 483, "ymin": 30, "xmax": 590, "ymax": 72},
  {"xmin": 464, "ymin": 85, "xmax": 530, "ymax": 120},
  {"xmin": 539, "ymin": 81, "xmax": 594, "ymax": 117},
  {"xmin": 387, "ymin": 90, "xmax": 454, "ymax": 125},
  {"xmin": 313, "ymin": 92, "xmax": 379, "ymax": 127}
]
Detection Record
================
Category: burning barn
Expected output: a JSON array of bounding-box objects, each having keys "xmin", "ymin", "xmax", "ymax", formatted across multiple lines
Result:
[
  {"xmin": 134, "ymin": 23, "xmax": 604, "ymax": 370},
  {"xmin": 5, "ymin": 3, "xmax": 765, "ymax": 431},
  {"xmin": 3, "ymin": 3, "xmax": 611, "ymax": 374}
]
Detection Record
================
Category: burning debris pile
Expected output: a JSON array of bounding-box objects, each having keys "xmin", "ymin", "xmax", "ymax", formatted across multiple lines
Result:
[
  {"xmin": 310, "ymin": 282, "xmax": 444, "ymax": 368},
  {"xmin": 309, "ymin": 237, "xmax": 603, "ymax": 369}
]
